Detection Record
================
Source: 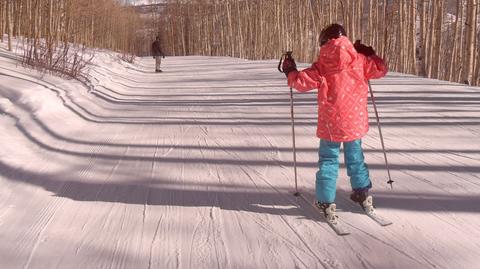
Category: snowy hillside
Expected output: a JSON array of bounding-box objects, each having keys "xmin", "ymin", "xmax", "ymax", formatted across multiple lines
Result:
[{"xmin": 1, "ymin": 44, "xmax": 480, "ymax": 269}]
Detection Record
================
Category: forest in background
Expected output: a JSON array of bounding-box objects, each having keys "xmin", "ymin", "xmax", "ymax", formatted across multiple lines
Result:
[
  {"xmin": 0, "ymin": 0, "xmax": 143, "ymax": 77},
  {"xmin": 0, "ymin": 0, "xmax": 479, "ymax": 86}
]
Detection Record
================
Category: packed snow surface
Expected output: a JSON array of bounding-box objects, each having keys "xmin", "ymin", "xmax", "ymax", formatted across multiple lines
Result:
[{"xmin": 1, "ymin": 44, "xmax": 480, "ymax": 269}]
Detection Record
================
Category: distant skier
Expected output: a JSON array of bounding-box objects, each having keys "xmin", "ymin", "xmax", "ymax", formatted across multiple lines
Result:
[
  {"xmin": 151, "ymin": 36, "xmax": 165, "ymax": 73},
  {"xmin": 281, "ymin": 24, "xmax": 388, "ymax": 219}
]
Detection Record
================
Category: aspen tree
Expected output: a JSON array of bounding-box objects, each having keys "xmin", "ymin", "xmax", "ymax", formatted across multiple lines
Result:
[
  {"xmin": 456, "ymin": 0, "xmax": 466, "ymax": 82},
  {"xmin": 408, "ymin": 0, "xmax": 416, "ymax": 74},
  {"xmin": 474, "ymin": 0, "xmax": 480, "ymax": 86},
  {"xmin": 6, "ymin": 0, "xmax": 12, "ymax": 51},
  {"xmin": 381, "ymin": 0, "xmax": 388, "ymax": 58},
  {"xmin": 0, "ymin": 1, "xmax": 4, "ymax": 43},
  {"xmin": 2, "ymin": 0, "xmax": 478, "ymax": 85},
  {"xmin": 465, "ymin": 0, "xmax": 477, "ymax": 84},
  {"xmin": 367, "ymin": 0, "xmax": 373, "ymax": 45},
  {"xmin": 448, "ymin": 0, "xmax": 461, "ymax": 81}
]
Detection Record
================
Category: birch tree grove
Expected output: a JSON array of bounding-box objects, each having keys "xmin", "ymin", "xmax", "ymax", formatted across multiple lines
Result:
[
  {"xmin": 0, "ymin": 0, "xmax": 143, "ymax": 77},
  {"xmin": 156, "ymin": 0, "xmax": 479, "ymax": 86},
  {"xmin": 0, "ymin": 0, "xmax": 479, "ymax": 85}
]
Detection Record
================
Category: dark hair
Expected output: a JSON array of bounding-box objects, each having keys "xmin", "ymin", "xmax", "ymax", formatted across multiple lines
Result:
[{"xmin": 319, "ymin": 24, "xmax": 346, "ymax": 46}]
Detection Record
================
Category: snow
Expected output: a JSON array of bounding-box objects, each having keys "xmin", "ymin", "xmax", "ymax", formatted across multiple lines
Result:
[
  {"xmin": 119, "ymin": 0, "xmax": 164, "ymax": 6},
  {"xmin": 1, "ymin": 42, "xmax": 480, "ymax": 269}
]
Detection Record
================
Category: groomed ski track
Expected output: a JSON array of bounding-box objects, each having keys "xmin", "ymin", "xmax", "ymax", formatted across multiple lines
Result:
[{"xmin": 1, "ymin": 46, "xmax": 480, "ymax": 269}]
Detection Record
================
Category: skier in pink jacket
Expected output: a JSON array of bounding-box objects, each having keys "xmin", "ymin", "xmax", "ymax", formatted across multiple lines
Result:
[{"xmin": 281, "ymin": 24, "xmax": 388, "ymax": 218}]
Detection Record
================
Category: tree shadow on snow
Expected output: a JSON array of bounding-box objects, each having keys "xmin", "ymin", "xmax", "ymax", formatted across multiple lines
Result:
[{"xmin": 1, "ymin": 160, "xmax": 480, "ymax": 219}]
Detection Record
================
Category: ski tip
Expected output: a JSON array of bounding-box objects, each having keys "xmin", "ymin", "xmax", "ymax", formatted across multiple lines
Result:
[
  {"xmin": 330, "ymin": 225, "xmax": 351, "ymax": 236},
  {"xmin": 381, "ymin": 221, "xmax": 394, "ymax": 227},
  {"xmin": 334, "ymin": 228, "xmax": 351, "ymax": 236}
]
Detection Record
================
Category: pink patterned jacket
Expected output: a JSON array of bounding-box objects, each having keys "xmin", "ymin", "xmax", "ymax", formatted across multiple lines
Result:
[{"xmin": 287, "ymin": 36, "xmax": 387, "ymax": 142}]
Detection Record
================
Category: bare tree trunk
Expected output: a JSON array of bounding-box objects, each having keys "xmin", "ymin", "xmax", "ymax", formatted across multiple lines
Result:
[
  {"xmin": 6, "ymin": 0, "xmax": 12, "ymax": 51},
  {"xmin": 406, "ymin": 0, "xmax": 416, "ymax": 74},
  {"xmin": 476, "ymin": 3, "xmax": 480, "ymax": 85},
  {"xmin": 419, "ymin": 0, "xmax": 427, "ymax": 75},
  {"xmin": 328, "ymin": 0, "xmax": 334, "ymax": 23},
  {"xmin": 465, "ymin": 0, "xmax": 477, "ymax": 85},
  {"xmin": 0, "ymin": 1, "xmax": 4, "ymax": 43},
  {"xmin": 456, "ymin": 0, "xmax": 466, "ymax": 82},
  {"xmin": 381, "ymin": 0, "xmax": 388, "ymax": 58},
  {"xmin": 473, "ymin": 0, "xmax": 479, "ymax": 85},
  {"xmin": 448, "ymin": 0, "xmax": 461, "ymax": 81},
  {"xmin": 398, "ymin": 0, "xmax": 405, "ymax": 72},
  {"xmin": 433, "ymin": 0, "xmax": 444, "ymax": 79},
  {"xmin": 357, "ymin": 0, "xmax": 363, "ymax": 41},
  {"xmin": 370, "ymin": 0, "xmax": 376, "ymax": 48},
  {"xmin": 426, "ymin": 0, "xmax": 436, "ymax": 77}
]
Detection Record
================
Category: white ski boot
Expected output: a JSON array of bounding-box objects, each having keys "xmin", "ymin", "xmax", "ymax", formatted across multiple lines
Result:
[{"xmin": 315, "ymin": 202, "xmax": 339, "ymax": 224}]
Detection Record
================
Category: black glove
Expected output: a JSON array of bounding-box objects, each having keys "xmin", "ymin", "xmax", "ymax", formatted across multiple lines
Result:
[
  {"xmin": 354, "ymin": 40, "xmax": 375, "ymax": 57},
  {"xmin": 162, "ymin": 55, "xmax": 166, "ymax": 59},
  {"xmin": 282, "ymin": 56, "xmax": 297, "ymax": 77}
]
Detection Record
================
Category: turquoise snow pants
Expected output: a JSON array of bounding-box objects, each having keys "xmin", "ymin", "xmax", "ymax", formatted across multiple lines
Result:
[{"xmin": 316, "ymin": 139, "xmax": 371, "ymax": 203}]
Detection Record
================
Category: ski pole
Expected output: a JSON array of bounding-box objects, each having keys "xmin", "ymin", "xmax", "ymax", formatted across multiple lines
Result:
[
  {"xmin": 278, "ymin": 51, "xmax": 300, "ymax": 196},
  {"xmin": 368, "ymin": 81, "xmax": 394, "ymax": 189},
  {"xmin": 289, "ymin": 86, "xmax": 299, "ymax": 196}
]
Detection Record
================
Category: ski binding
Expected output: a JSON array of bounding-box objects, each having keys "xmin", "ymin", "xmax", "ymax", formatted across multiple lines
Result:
[{"xmin": 361, "ymin": 196, "xmax": 393, "ymax": 226}]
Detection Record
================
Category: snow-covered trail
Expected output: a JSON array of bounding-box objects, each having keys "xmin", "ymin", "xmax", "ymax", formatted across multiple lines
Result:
[{"xmin": 1, "ymin": 46, "xmax": 480, "ymax": 269}]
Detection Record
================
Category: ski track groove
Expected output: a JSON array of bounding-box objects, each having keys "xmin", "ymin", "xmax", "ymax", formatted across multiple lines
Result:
[
  {"xmin": 355, "ymin": 253, "xmax": 373, "ymax": 269},
  {"xmin": 193, "ymin": 136, "xmax": 223, "ymax": 269},
  {"xmin": 76, "ymin": 124, "xmax": 136, "ymax": 264},
  {"xmin": 21, "ymin": 193, "xmax": 62, "ymax": 269},
  {"xmin": 1, "ymin": 96, "xmax": 97, "ymax": 268},
  {"xmin": 345, "ymin": 223, "xmax": 433, "ymax": 268},
  {"xmin": 147, "ymin": 214, "xmax": 163, "ymax": 269},
  {"xmin": 143, "ymin": 131, "xmax": 160, "ymax": 224},
  {"xmin": 204, "ymin": 125, "xmax": 256, "ymax": 269},
  {"xmin": 105, "ymin": 124, "xmax": 146, "ymax": 269},
  {"xmin": 209, "ymin": 206, "xmax": 222, "ymax": 269},
  {"xmin": 234, "ymin": 122, "xmax": 340, "ymax": 265},
  {"xmin": 188, "ymin": 139, "xmax": 204, "ymax": 268},
  {"xmin": 251, "ymin": 210, "xmax": 327, "ymax": 267},
  {"xmin": 237, "ymin": 166, "xmax": 329, "ymax": 267},
  {"xmin": 74, "ymin": 124, "xmax": 124, "ymax": 256},
  {"xmin": 211, "ymin": 148, "xmax": 231, "ymax": 268},
  {"xmin": 203, "ymin": 138, "xmax": 223, "ymax": 269},
  {"xmin": 144, "ymin": 132, "xmax": 159, "ymax": 269}
]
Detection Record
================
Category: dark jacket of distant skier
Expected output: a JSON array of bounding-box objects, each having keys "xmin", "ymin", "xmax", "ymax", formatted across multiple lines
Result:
[
  {"xmin": 151, "ymin": 37, "xmax": 165, "ymax": 72},
  {"xmin": 151, "ymin": 38, "xmax": 164, "ymax": 57},
  {"xmin": 286, "ymin": 36, "xmax": 387, "ymax": 142}
]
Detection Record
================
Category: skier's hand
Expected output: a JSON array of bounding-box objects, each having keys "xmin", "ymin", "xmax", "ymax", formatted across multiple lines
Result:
[
  {"xmin": 354, "ymin": 40, "xmax": 375, "ymax": 57},
  {"xmin": 153, "ymin": 56, "xmax": 155, "ymax": 59},
  {"xmin": 282, "ymin": 56, "xmax": 297, "ymax": 77},
  {"xmin": 163, "ymin": 55, "xmax": 166, "ymax": 59}
]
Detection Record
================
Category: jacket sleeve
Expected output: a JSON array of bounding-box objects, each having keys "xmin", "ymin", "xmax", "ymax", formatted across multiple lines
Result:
[
  {"xmin": 287, "ymin": 66, "xmax": 325, "ymax": 93},
  {"xmin": 362, "ymin": 55, "xmax": 388, "ymax": 80}
]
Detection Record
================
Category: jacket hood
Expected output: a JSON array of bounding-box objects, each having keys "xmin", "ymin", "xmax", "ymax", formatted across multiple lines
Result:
[{"xmin": 317, "ymin": 36, "xmax": 358, "ymax": 74}]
